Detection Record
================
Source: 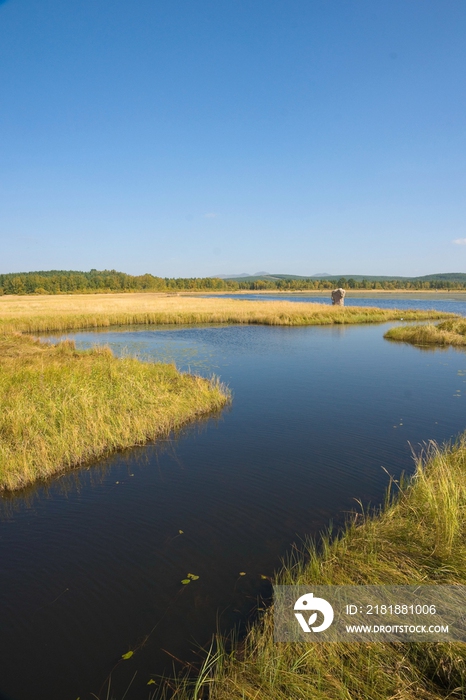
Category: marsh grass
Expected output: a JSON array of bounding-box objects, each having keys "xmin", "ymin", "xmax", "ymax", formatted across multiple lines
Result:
[
  {"xmin": 163, "ymin": 439, "xmax": 466, "ymax": 700},
  {"xmin": 385, "ymin": 319, "xmax": 466, "ymax": 347},
  {"xmin": 0, "ymin": 293, "xmax": 456, "ymax": 334},
  {"xmin": 0, "ymin": 334, "xmax": 230, "ymax": 491}
]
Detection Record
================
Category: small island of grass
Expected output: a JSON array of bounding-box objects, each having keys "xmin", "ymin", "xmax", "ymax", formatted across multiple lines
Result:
[
  {"xmin": 0, "ymin": 333, "xmax": 229, "ymax": 491},
  {"xmin": 385, "ymin": 318, "xmax": 466, "ymax": 347}
]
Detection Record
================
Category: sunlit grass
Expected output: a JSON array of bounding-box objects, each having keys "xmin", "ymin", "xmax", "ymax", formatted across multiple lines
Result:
[
  {"xmin": 0, "ymin": 293, "xmax": 456, "ymax": 333},
  {"xmin": 165, "ymin": 439, "xmax": 466, "ymax": 700},
  {"xmin": 385, "ymin": 318, "xmax": 466, "ymax": 347},
  {"xmin": 0, "ymin": 334, "xmax": 230, "ymax": 491}
]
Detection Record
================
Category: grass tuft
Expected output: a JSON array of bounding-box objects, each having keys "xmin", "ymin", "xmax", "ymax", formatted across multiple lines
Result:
[{"xmin": 385, "ymin": 319, "xmax": 466, "ymax": 347}]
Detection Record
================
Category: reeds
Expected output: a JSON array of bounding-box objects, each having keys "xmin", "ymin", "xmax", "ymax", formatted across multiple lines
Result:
[
  {"xmin": 0, "ymin": 334, "xmax": 230, "ymax": 491},
  {"xmin": 385, "ymin": 319, "xmax": 466, "ymax": 346},
  {"xmin": 0, "ymin": 293, "xmax": 456, "ymax": 333},
  {"xmin": 167, "ymin": 439, "xmax": 466, "ymax": 700}
]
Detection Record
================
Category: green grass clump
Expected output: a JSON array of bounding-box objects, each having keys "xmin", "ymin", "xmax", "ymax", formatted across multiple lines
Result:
[
  {"xmin": 0, "ymin": 334, "xmax": 230, "ymax": 491},
  {"xmin": 168, "ymin": 438, "xmax": 466, "ymax": 700},
  {"xmin": 385, "ymin": 318, "xmax": 466, "ymax": 346}
]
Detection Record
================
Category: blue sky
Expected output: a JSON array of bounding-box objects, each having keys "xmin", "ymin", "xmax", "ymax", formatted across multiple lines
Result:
[{"xmin": 1, "ymin": 0, "xmax": 465, "ymax": 277}]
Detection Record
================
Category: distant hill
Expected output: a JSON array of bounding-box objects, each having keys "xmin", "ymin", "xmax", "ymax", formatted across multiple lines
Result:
[
  {"xmin": 215, "ymin": 271, "xmax": 272, "ymax": 279},
  {"xmin": 218, "ymin": 274, "xmax": 283, "ymax": 282}
]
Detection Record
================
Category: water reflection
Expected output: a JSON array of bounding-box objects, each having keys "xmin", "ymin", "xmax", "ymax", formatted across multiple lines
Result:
[
  {"xmin": 0, "ymin": 410, "xmax": 228, "ymax": 517},
  {"xmin": 385, "ymin": 340, "xmax": 455, "ymax": 353}
]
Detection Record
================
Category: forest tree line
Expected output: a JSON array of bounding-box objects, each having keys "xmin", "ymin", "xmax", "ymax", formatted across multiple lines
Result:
[{"xmin": 0, "ymin": 270, "xmax": 465, "ymax": 295}]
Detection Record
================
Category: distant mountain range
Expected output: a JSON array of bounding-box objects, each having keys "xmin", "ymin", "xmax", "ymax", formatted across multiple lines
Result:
[{"xmin": 214, "ymin": 271, "xmax": 271, "ymax": 279}]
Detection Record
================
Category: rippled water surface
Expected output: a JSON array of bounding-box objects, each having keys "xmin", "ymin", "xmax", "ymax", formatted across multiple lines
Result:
[{"xmin": 2, "ymin": 316, "xmax": 466, "ymax": 699}]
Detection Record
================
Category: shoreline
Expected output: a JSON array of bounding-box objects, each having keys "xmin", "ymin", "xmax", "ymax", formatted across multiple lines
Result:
[{"xmin": 173, "ymin": 437, "xmax": 466, "ymax": 700}]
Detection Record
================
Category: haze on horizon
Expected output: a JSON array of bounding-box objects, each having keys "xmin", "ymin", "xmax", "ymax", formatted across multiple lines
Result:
[{"xmin": 0, "ymin": 0, "xmax": 465, "ymax": 279}]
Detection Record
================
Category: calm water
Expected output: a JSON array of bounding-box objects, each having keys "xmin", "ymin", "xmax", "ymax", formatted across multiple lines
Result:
[
  {"xmin": 202, "ymin": 292, "xmax": 466, "ymax": 316},
  {"xmin": 2, "ymin": 316, "xmax": 466, "ymax": 699}
]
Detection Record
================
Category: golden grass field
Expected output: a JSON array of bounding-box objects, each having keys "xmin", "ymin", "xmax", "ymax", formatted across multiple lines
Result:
[
  {"xmin": 168, "ymin": 439, "xmax": 466, "ymax": 700},
  {"xmin": 0, "ymin": 333, "xmax": 229, "ymax": 491},
  {"xmin": 0, "ymin": 292, "xmax": 456, "ymax": 334}
]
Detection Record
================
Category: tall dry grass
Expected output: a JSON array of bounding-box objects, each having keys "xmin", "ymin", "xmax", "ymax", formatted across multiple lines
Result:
[
  {"xmin": 0, "ymin": 334, "xmax": 230, "ymax": 491},
  {"xmin": 0, "ymin": 293, "xmax": 456, "ymax": 334},
  {"xmin": 165, "ymin": 439, "xmax": 466, "ymax": 700}
]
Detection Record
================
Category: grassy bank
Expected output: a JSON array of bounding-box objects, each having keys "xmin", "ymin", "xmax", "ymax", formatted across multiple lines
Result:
[
  {"xmin": 0, "ymin": 334, "xmax": 229, "ymax": 491},
  {"xmin": 0, "ymin": 293, "xmax": 456, "ymax": 334},
  {"xmin": 385, "ymin": 319, "xmax": 466, "ymax": 347},
  {"xmin": 170, "ymin": 438, "xmax": 466, "ymax": 700}
]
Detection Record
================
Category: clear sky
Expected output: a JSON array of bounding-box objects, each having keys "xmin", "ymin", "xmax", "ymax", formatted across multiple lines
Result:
[{"xmin": 1, "ymin": 0, "xmax": 465, "ymax": 277}]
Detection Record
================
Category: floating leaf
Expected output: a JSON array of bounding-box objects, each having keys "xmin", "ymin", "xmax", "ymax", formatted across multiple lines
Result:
[
  {"xmin": 239, "ymin": 572, "xmax": 246, "ymax": 576},
  {"xmin": 179, "ymin": 530, "xmax": 184, "ymax": 534},
  {"xmin": 187, "ymin": 573, "xmax": 199, "ymax": 580},
  {"xmin": 181, "ymin": 579, "xmax": 191, "ymax": 585},
  {"xmin": 121, "ymin": 651, "xmax": 133, "ymax": 660},
  {"xmin": 147, "ymin": 679, "xmax": 156, "ymax": 685}
]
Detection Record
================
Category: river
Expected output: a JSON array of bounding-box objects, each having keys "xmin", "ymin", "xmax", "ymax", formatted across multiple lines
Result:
[{"xmin": 1, "ymin": 295, "xmax": 466, "ymax": 699}]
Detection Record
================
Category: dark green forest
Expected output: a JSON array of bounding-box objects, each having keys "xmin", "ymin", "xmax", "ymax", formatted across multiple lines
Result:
[
  {"xmin": 0, "ymin": 269, "xmax": 232, "ymax": 295},
  {"xmin": 1, "ymin": 269, "xmax": 466, "ymax": 295}
]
